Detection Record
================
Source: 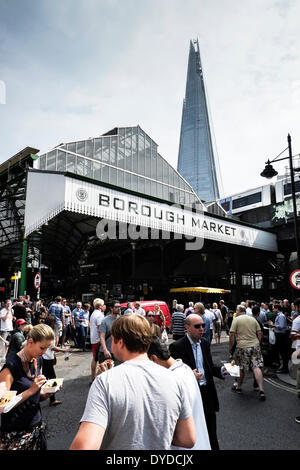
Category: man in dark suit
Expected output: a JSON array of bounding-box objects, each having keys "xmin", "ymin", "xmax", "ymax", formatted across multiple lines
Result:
[{"xmin": 169, "ymin": 313, "xmax": 226, "ymax": 450}]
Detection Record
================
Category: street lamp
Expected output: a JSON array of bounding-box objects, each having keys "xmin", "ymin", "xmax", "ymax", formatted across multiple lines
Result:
[{"xmin": 260, "ymin": 134, "xmax": 300, "ymax": 268}]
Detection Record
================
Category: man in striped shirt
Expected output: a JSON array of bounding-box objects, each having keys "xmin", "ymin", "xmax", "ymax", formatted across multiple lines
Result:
[{"xmin": 171, "ymin": 304, "xmax": 186, "ymax": 341}]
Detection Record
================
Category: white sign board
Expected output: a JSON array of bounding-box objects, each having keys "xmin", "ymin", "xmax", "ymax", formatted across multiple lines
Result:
[{"xmin": 24, "ymin": 170, "xmax": 278, "ymax": 252}]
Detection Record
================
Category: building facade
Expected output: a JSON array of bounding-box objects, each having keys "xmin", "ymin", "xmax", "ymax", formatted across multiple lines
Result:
[{"xmin": 0, "ymin": 126, "xmax": 281, "ymax": 305}]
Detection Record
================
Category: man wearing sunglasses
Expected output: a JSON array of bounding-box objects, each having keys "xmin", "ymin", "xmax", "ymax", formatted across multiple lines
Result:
[{"xmin": 169, "ymin": 314, "xmax": 226, "ymax": 450}]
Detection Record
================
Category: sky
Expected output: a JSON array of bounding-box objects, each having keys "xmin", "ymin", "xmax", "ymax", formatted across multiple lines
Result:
[{"xmin": 1, "ymin": 0, "xmax": 300, "ymax": 197}]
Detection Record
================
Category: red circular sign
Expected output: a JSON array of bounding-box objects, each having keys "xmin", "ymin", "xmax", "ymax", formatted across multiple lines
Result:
[
  {"xmin": 289, "ymin": 270, "xmax": 300, "ymax": 290},
  {"xmin": 34, "ymin": 272, "xmax": 42, "ymax": 290}
]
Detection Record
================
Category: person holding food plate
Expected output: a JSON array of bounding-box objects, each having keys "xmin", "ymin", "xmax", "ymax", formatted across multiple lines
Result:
[{"xmin": 0, "ymin": 324, "xmax": 56, "ymax": 450}]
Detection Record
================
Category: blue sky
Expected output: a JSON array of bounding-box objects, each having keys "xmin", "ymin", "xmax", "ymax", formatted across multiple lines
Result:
[{"xmin": 1, "ymin": 0, "xmax": 300, "ymax": 195}]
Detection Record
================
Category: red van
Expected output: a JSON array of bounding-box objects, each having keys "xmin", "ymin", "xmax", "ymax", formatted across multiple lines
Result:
[{"xmin": 120, "ymin": 300, "xmax": 171, "ymax": 328}]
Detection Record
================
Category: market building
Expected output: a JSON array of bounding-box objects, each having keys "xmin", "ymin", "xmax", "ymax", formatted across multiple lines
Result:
[{"xmin": 0, "ymin": 126, "xmax": 280, "ymax": 307}]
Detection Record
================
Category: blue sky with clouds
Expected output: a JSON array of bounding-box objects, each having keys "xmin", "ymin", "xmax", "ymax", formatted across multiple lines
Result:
[{"xmin": 1, "ymin": 0, "xmax": 300, "ymax": 196}]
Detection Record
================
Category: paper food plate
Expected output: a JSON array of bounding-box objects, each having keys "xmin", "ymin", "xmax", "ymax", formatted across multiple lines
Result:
[
  {"xmin": 41, "ymin": 378, "xmax": 64, "ymax": 394},
  {"xmin": 0, "ymin": 391, "xmax": 22, "ymax": 414},
  {"xmin": 291, "ymin": 350, "xmax": 300, "ymax": 365},
  {"xmin": 224, "ymin": 363, "xmax": 240, "ymax": 377}
]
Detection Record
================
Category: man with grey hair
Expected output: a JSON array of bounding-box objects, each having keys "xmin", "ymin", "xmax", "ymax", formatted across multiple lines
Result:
[
  {"xmin": 185, "ymin": 302, "xmax": 194, "ymax": 317},
  {"xmin": 171, "ymin": 304, "xmax": 186, "ymax": 341}
]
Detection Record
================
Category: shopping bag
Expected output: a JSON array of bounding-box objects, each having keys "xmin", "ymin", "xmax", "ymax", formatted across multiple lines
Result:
[
  {"xmin": 269, "ymin": 328, "xmax": 276, "ymax": 345},
  {"xmin": 161, "ymin": 328, "xmax": 168, "ymax": 343}
]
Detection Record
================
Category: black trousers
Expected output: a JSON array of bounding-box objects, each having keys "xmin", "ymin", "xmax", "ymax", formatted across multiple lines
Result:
[
  {"xmin": 200, "ymin": 385, "xmax": 219, "ymax": 450},
  {"xmin": 42, "ymin": 358, "xmax": 56, "ymax": 403},
  {"xmin": 274, "ymin": 332, "xmax": 289, "ymax": 370}
]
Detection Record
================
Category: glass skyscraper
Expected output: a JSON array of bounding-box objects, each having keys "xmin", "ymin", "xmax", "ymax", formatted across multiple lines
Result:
[{"xmin": 177, "ymin": 39, "xmax": 222, "ymax": 203}]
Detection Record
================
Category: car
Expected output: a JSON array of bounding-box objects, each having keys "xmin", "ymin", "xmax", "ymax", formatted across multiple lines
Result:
[{"xmin": 120, "ymin": 300, "xmax": 171, "ymax": 328}]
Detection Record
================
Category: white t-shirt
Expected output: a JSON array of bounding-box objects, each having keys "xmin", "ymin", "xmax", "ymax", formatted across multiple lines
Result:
[
  {"xmin": 135, "ymin": 307, "xmax": 146, "ymax": 316},
  {"xmin": 169, "ymin": 359, "xmax": 211, "ymax": 450},
  {"xmin": 43, "ymin": 338, "xmax": 55, "ymax": 360},
  {"xmin": 213, "ymin": 309, "xmax": 222, "ymax": 323},
  {"xmin": 246, "ymin": 307, "xmax": 253, "ymax": 316},
  {"xmin": 204, "ymin": 310, "xmax": 215, "ymax": 330},
  {"xmin": 80, "ymin": 360, "xmax": 192, "ymax": 450},
  {"xmin": 89, "ymin": 309, "xmax": 104, "ymax": 344},
  {"xmin": 0, "ymin": 308, "xmax": 14, "ymax": 331},
  {"xmin": 292, "ymin": 315, "xmax": 300, "ymax": 350}
]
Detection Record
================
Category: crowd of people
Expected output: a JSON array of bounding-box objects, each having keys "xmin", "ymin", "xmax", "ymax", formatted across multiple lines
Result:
[{"xmin": 0, "ymin": 293, "xmax": 299, "ymax": 450}]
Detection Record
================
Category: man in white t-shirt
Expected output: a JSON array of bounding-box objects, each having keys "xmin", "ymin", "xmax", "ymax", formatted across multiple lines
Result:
[
  {"xmin": 134, "ymin": 301, "xmax": 145, "ymax": 316},
  {"xmin": 204, "ymin": 304, "xmax": 216, "ymax": 344},
  {"xmin": 0, "ymin": 299, "xmax": 15, "ymax": 356},
  {"xmin": 89, "ymin": 298, "xmax": 105, "ymax": 384},
  {"xmin": 148, "ymin": 336, "xmax": 211, "ymax": 450},
  {"xmin": 70, "ymin": 314, "xmax": 196, "ymax": 450}
]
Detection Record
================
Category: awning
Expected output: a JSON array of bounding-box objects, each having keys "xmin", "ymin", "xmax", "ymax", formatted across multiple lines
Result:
[{"xmin": 170, "ymin": 287, "xmax": 231, "ymax": 294}]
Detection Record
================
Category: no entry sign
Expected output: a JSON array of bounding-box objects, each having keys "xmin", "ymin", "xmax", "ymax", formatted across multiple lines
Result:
[
  {"xmin": 289, "ymin": 270, "xmax": 300, "ymax": 290},
  {"xmin": 34, "ymin": 272, "xmax": 42, "ymax": 290}
]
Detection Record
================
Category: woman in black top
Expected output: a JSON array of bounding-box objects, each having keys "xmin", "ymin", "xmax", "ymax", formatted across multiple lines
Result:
[{"xmin": 0, "ymin": 323, "xmax": 55, "ymax": 450}]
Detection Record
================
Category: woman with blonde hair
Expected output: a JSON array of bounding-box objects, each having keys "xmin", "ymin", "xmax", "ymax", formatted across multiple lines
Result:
[
  {"xmin": 153, "ymin": 303, "xmax": 166, "ymax": 331},
  {"xmin": 0, "ymin": 324, "xmax": 55, "ymax": 450},
  {"xmin": 212, "ymin": 302, "xmax": 223, "ymax": 344}
]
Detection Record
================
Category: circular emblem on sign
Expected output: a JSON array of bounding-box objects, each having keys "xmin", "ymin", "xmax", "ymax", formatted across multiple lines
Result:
[
  {"xmin": 289, "ymin": 270, "xmax": 300, "ymax": 290},
  {"xmin": 76, "ymin": 188, "xmax": 88, "ymax": 202}
]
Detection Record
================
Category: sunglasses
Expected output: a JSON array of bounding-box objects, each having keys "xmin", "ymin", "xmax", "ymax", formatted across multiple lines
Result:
[
  {"xmin": 192, "ymin": 324, "xmax": 204, "ymax": 329},
  {"xmin": 147, "ymin": 314, "xmax": 155, "ymax": 317}
]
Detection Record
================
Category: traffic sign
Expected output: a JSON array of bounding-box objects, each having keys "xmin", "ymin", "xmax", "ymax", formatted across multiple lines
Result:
[
  {"xmin": 289, "ymin": 270, "xmax": 300, "ymax": 289},
  {"xmin": 34, "ymin": 272, "xmax": 42, "ymax": 290}
]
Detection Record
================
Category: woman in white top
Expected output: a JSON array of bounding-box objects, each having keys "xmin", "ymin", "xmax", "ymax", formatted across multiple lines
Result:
[{"xmin": 212, "ymin": 303, "xmax": 223, "ymax": 344}]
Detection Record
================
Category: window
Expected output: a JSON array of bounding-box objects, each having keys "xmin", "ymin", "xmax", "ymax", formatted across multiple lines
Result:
[
  {"xmin": 118, "ymin": 132, "xmax": 125, "ymax": 169},
  {"xmin": 132, "ymin": 132, "xmax": 138, "ymax": 172},
  {"xmin": 125, "ymin": 129, "xmax": 132, "ymax": 171},
  {"xmin": 109, "ymin": 167, "xmax": 117, "ymax": 186},
  {"xmin": 110, "ymin": 137, "xmax": 117, "ymax": 165},
  {"xmin": 86, "ymin": 140, "xmax": 93, "ymax": 158},
  {"xmin": 94, "ymin": 139, "xmax": 102, "ymax": 161},
  {"xmin": 57, "ymin": 151, "xmax": 66, "ymax": 171},
  {"xmin": 47, "ymin": 151, "xmax": 56, "ymax": 171},
  {"xmin": 138, "ymin": 177, "xmax": 145, "ymax": 193},
  {"xmin": 132, "ymin": 174, "xmax": 138, "ymax": 192},
  {"xmin": 39, "ymin": 155, "xmax": 46, "ymax": 170},
  {"xmin": 102, "ymin": 137, "xmax": 110, "ymax": 163},
  {"xmin": 138, "ymin": 129, "xmax": 145, "ymax": 175},
  {"xmin": 117, "ymin": 170, "xmax": 125, "ymax": 188},
  {"xmin": 77, "ymin": 141, "xmax": 85, "ymax": 156},
  {"xmin": 66, "ymin": 154, "xmax": 76, "ymax": 172},
  {"xmin": 102, "ymin": 165, "xmax": 109, "ymax": 183},
  {"xmin": 93, "ymin": 161, "xmax": 102, "ymax": 180},
  {"xmin": 283, "ymin": 180, "xmax": 300, "ymax": 196},
  {"xmin": 232, "ymin": 192, "xmax": 262, "ymax": 210},
  {"xmin": 67, "ymin": 142, "xmax": 76, "ymax": 153},
  {"xmin": 156, "ymin": 155, "xmax": 163, "ymax": 182}
]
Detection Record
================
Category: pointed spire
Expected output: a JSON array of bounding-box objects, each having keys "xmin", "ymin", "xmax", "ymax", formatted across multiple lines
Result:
[{"xmin": 177, "ymin": 39, "xmax": 221, "ymax": 202}]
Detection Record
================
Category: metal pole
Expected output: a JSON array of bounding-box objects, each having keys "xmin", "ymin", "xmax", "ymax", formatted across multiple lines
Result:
[
  {"xmin": 19, "ymin": 237, "xmax": 28, "ymax": 296},
  {"xmin": 287, "ymin": 134, "xmax": 300, "ymax": 268}
]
